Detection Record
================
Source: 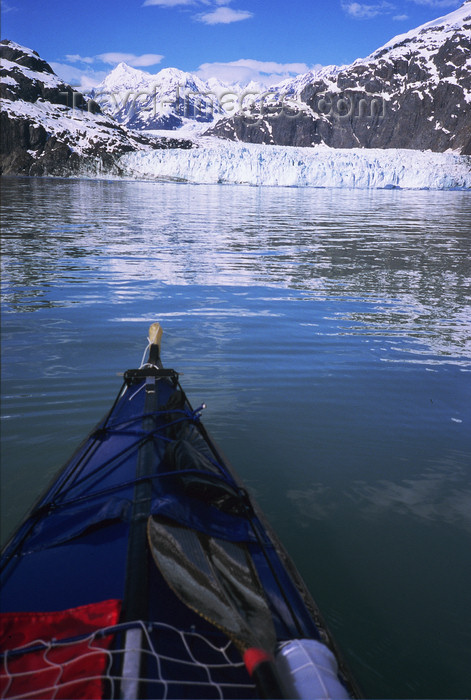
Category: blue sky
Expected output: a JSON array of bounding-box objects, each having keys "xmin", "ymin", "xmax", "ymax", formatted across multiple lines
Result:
[{"xmin": 1, "ymin": 0, "xmax": 463, "ymax": 88}]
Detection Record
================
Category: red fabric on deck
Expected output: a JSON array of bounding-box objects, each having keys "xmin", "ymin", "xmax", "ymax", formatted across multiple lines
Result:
[{"xmin": 0, "ymin": 599, "xmax": 121, "ymax": 699}]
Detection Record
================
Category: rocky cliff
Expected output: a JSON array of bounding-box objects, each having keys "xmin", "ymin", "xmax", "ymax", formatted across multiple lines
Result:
[
  {"xmin": 0, "ymin": 40, "xmax": 192, "ymax": 176},
  {"xmin": 207, "ymin": 2, "xmax": 471, "ymax": 154}
]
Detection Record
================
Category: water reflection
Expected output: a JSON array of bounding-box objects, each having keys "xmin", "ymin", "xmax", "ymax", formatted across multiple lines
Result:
[
  {"xmin": 2, "ymin": 179, "xmax": 470, "ymax": 365},
  {"xmin": 287, "ymin": 454, "xmax": 471, "ymax": 534}
]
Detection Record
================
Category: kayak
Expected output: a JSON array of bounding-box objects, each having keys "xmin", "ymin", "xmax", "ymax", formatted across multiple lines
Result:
[{"xmin": 0, "ymin": 323, "xmax": 361, "ymax": 700}]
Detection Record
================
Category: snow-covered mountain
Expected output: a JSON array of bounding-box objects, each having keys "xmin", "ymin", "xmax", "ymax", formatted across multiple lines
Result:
[
  {"xmin": 0, "ymin": 40, "xmax": 193, "ymax": 176},
  {"xmin": 90, "ymin": 64, "xmax": 257, "ymax": 130},
  {"xmin": 1, "ymin": 27, "xmax": 470, "ymax": 185},
  {"xmin": 208, "ymin": 1, "xmax": 471, "ymax": 154}
]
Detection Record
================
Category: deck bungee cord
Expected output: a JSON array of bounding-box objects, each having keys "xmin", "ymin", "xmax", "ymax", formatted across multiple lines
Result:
[
  {"xmin": 1, "ymin": 620, "xmax": 254, "ymax": 700},
  {"xmin": 1, "ymin": 323, "xmax": 361, "ymax": 699}
]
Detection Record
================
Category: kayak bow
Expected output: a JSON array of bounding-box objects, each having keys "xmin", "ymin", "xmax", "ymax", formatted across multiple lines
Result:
[{"xmin": 0, "ymin": 324, "xmax": 361, "ymax": 699}]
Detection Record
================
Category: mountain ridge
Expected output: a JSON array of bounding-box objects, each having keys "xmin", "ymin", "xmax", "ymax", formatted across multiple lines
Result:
[
  {"xmin": 1, "ymin": 0, "xmax": 470, "ymax": 178},
  {"xmin": 84, "ymin": 2, "xmax": 471, "ymax": 153},
  {"xmin": 0, "ymin": 39, "xmax": 193, "ymax": 176},
  {"xmin": 206, "ymin": 1, "xmax": 471, "ymax": 153},
  {"xmin": 89, "ymin": 63, "xmax": 264, "ymax": 130}
]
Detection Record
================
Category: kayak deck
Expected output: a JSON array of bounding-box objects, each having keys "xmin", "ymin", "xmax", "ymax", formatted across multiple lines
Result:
[
  {"xmin": 1, "ymin": 327, "xmax": 360, "ymax": 699},
  {"xmin": 1, "ymin": 617, "xmax": 254, "ymax": 699}
]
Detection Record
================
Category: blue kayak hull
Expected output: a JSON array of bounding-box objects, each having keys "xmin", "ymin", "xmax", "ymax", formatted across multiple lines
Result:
[{"xmin": 1, "ymin": 337, "xmax": 360, "ymax": 699}]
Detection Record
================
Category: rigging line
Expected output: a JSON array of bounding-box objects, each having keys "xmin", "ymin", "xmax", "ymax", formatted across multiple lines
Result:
[
  {"xmin": 41, "ymin": 467, "xmax": 236, "ymax": 511},
  {"xmin": 46, "ymin": 381, "xmax": 129, "ymax": 501},
  {"xmin": 53, "ymin": 429, "xmax": 176, "ymax": 503},
  {"xmin": 191, "ymin": 420, "xmax": 240, "ymax": 490},
  {"xmin": 64, "ymin": 408, "xmax": 204, "ymax": 497},
  {"xmin": 50, "ymin": 401, "xmax": 207, "ymax": 500},
  {"xmin": 51, "ymin": 432, "xmax": 157, "ymax": 501},
  {"xmin": 191, "ymin": 449, "xmax": 237, "ymax": 484},
  {"xmin": 105, "ymin": 407, "xmax": 203, "ymax": 434},
  {"xmin": 0, "ymin": 620, "xmax": 187, "ymax": 662},
  {"xmin": 139, "ymin": 340, "xmax": 152, "ymax": 369},
  {"xmin": 247, "ymin": 513, "xmax": 305, "ymax": 638},
  {"xmin": 37, "ymin": 474, "xmax": 157, "ymax": 511},
  {"xmin": 0, "ymin": 384, "xmax": 128, "ymax": 569},
  {"xmin": 42, "ymin": 462, "xmax": 250, "ymax": 516},
  {"xmin": 44, "ymin": 413, "xmax": 224, "ymax": 511}
]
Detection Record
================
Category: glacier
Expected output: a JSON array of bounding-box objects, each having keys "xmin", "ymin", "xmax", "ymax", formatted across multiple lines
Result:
[{"xmin": 120, "ymin": 137, "xmax": 471, "ymax": 190}]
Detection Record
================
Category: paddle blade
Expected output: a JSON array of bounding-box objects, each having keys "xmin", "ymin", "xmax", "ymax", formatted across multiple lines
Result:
[{"xmin": 147, "ymin": 516, "xmax": 276, "ymax": 654}]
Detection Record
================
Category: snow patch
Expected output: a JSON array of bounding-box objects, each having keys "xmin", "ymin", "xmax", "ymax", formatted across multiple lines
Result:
[
  {"xmin": 375, "ymin": 3, "xmax": 471, "ymax": 55},
  {"xmin": 3, "ymin": 98, "xmax": 155, "ymax": 156},
  {"xmin": 1, "ymin": 58, "xmax": 64, "ymax": 90}
]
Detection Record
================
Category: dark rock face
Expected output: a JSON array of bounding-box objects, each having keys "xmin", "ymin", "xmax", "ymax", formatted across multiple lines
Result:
[
  {"xmin": 0, "ymin": 39, "xmax": 193, "ymax": 176},
  {"xmin": 207, "ymin": 5, "xmax": 471, "ymax": 154},
  {"xmin": 0, "ymin": 110, "xmax": 116, "ymax": 176}
]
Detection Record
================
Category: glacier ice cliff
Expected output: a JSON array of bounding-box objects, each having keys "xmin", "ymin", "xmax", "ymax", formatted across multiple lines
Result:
[{"xmin": 121, "ymin": 138, "xmax": 471, "ymax": 190}]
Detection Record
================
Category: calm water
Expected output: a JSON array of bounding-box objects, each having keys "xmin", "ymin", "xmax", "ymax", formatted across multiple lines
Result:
[{"xmin": 1, "ymin": 177, "xmax": 470, "ymax": 699}]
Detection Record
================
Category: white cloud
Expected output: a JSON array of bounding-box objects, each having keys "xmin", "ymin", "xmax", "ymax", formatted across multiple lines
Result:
[
  {"xmin": 63, "ymin": 52, "xmax": 164, "ymax": 68},
  {"xmin": 411, "ymin": 0, "xmax": 461, "ymax": 6},
  {"xmin": 342, "ymin": 1, "xmax": 395, "ymax": 18},
  {"xmin": 196, "ymin": 6, "xmax": 253, "ymax": 23},
  {"xmin": 51, "ymin": 52, "xmax": 164, "ymax": 90},
  {"xmin": 51, "ymin": 53, "xmax": 318, "ymax": 93},
  {"xmin": 342, "ymin": 0, "xmax": 460, "ymax": 20},
  {"xmin": 229, "ymin": 59, "xmax": 312, "ymax": 74},
  {"xmin": 143, "ymin": 0, "xmax": 253, "ymax": 25},
  {"xmin": 97, "ymin": 52, "xmax": 164, "ymax": 67},
  {"xmin": 49, "ymin": 62, "xmax": 108, "ymax": 90},
  {"xmin": 195, "ymin": 58, "xmax": 320, "ymax": 87},
  {"xmin": 0, "ymin": 1, "xmax": 17, "ymax": 13},
  {"xmin": 66, "ymin": 54, "xmax": 95, "ymax": 64},
  {"xmin": 142, "ymin": 0, "xmax": 195, "ymax": 6}
]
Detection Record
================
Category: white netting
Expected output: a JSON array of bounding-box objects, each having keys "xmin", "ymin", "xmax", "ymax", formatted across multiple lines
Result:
[{"xmin": 0, "ymin": 620, "xmax": 256, "ymax": 699}]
